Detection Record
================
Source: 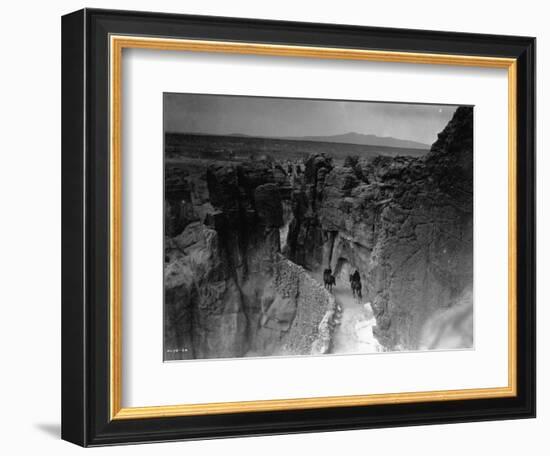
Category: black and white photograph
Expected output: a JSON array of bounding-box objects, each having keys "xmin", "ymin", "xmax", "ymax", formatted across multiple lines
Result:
[
  {"xmin": 0, "ymin": 0, "xmax": 543, "ymax": 451},
  {"xmin": 163, "ymin": 94, "xmax": 474, "ymax": 361}
]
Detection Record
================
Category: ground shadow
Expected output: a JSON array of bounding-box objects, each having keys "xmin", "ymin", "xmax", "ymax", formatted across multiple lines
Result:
[{"xmin": 34, "ymin": 423, "xmax": 60, "ymax": 439}]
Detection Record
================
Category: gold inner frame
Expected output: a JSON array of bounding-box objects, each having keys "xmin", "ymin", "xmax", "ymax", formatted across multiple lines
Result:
[{"xmin": 109, "ymin": 35, "xmax": 518, "ymax": 420}]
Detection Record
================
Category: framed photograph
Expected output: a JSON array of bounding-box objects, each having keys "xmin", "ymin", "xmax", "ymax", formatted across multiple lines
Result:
[{"xmin": 61, "ymin": 8, "xmax": 536, "ymax": 446}]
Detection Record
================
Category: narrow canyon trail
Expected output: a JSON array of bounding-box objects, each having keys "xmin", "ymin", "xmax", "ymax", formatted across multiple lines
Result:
[{"xmin": 311, "ymin": 272, "xmax": 382, "ymax": 355}]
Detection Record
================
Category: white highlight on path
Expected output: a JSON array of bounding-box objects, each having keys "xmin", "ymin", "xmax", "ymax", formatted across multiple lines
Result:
[
  {"xmin": 331, "ymin": 285, "xmax": 382, "ymax": 355},
  {"xmin": 310, "ymin": 270, "xmax": 382, "ymax": 354}
]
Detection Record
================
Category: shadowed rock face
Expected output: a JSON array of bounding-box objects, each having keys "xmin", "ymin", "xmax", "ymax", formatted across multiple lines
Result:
[
  {"xmin": 285, "ymin": 155, "xmax": 334, "ymax": 271},
  {"xmin": 165, "ymin": 168, "xmax": 198, "ymax": 237}
]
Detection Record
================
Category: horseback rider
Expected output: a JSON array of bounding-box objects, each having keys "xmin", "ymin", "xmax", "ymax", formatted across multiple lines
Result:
[
  {"xmin": 352, "ymin": 270, "xmax": 360, "ymax": 284},
  {"xmin": 323, "ymin": 267, "xmax": 336, "ymax": 292},
  {"xmin": 350, "ymin": 270, "xmax": 362, "ymax": 300}
]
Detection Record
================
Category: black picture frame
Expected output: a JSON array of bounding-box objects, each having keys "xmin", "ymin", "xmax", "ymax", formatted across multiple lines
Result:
[{"xmin": 62, "ymin": 8, "xmax": 536, "ymax": 447}]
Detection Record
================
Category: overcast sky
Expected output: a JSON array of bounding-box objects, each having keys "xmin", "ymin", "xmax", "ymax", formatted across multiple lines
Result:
[{"xmin": 164, "ymin": 93, "xmax": 460, "ymax": 146}]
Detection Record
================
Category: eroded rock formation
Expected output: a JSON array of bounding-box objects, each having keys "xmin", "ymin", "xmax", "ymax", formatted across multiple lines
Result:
[
  {"xmin": 291, "ymin": 107, "xmax": 473, "ymax": 350},
  {"xmin": 164, "ymin": 161, "xmax": 336, "ymax": 360},
  {"xmin": 164, "ymin": 106, "xmax": 473, "ymax": 357}
]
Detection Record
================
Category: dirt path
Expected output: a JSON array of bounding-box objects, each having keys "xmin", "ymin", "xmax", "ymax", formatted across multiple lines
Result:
[{"xmin": 311, "ymin": 272, "xmax": 382, "ymax": 354}]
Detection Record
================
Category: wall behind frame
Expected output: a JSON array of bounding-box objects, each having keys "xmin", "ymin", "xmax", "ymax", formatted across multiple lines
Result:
[{"xmin": 0, "ymin": 0, "xmax": 544, "ymax": 455}]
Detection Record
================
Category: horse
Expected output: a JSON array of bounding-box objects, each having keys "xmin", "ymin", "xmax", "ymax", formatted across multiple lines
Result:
[
  {"xmin": 349, "ymin": 271, "xmax": 362, "ymax": 301},
  {"xmin": 324, "ymin": 274, "xmax": 336, "ymax": 292},
  {"xmin": 323, "ymin": 268, "xmax": 332, "ymax": 286},
  {"xmin": 351, "ymin": 279, "xmax": 362, "ymax": 301}
]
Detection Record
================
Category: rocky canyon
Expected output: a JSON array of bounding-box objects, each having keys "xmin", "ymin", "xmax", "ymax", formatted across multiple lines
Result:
[{"xmin": 164, "ymin": 106, "xmax": 474, "ymax": 360}]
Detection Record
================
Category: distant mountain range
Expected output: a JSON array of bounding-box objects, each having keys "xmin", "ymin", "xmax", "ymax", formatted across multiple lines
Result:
[
  {"xmin": 166, "ymin": 131, "xmax": 433, "ymax": 160},
  {"xmin": 226, "ymin": 131, "xmax": 430, "ymax": 151},
  {"xmin": 285, "ymin": 132, "xmax": 429, "ymax": 150}
]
